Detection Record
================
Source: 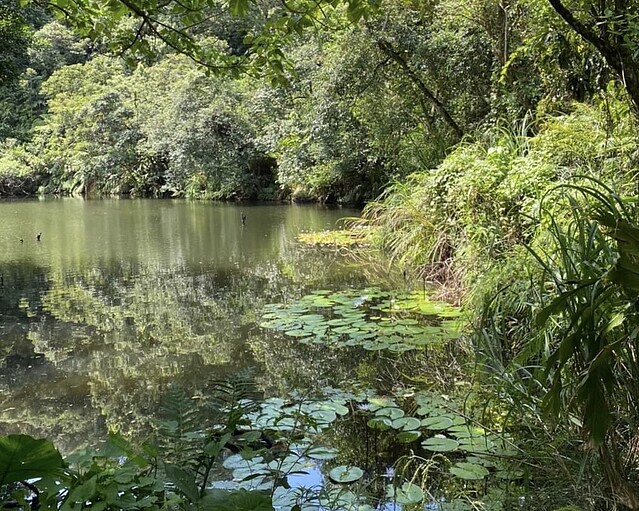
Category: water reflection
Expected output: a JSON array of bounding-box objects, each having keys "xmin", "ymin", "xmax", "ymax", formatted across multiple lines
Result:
[{"xmin": 0, "ymin": 199, "xmax": 367, "ymax": 452}]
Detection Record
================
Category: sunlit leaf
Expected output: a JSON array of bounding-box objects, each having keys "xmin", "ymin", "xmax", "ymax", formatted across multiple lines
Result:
[
  {"xmin": 328, "ymin": 465, "xmax": 364, "ymax": 483},
  {"xmin": 421, "ymin": 415, "xmax": 454, "ymax": 430}
]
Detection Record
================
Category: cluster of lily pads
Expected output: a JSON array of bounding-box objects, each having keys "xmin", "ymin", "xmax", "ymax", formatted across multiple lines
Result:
[
  {"xmin": 362, "ymin": 391, "xmax": 519, "ymax": 482},
  {"xmin": 211, "ymin": 385, "xmax": 519, "ymax": 510},
  {"xmin": 260, "ymin": 288, "xmax": 463, "ymax": 353},
  {"xmin": 236, "ymin": 291, "xmax": 519, "ymax": 508}
]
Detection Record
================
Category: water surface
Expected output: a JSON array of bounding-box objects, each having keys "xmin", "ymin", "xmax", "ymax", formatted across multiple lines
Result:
[{"xmin": 0, "ymin": 199, "xmax": 366, "ymax": 451}]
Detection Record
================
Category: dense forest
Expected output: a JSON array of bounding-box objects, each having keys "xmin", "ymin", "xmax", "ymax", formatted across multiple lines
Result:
[
  {"xmin": 4, "ymin": 0, "xmax": 623, "ymax": 204},
  {"xmin": 2, "ymin": 0, "xmax": 639, "ymax": 509}
]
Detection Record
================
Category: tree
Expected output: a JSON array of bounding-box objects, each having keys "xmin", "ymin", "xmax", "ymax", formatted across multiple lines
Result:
[
  {"xmin": 546, "ymin": 0, "xmax": 639, "ymax": 112},
  {"xmin": 36, "ymin": 0, "xmax": 381, "ymax": 83},
  {"xmin": 0, "ymin": 0, "xmax": 31, "ymax": 87}
]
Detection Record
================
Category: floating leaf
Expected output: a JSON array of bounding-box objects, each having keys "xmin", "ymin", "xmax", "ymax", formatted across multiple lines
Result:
[
  {"xmin": 367, "ymin": 417, "xmax": 392, "ymax": 430},
  {"xmin": 223, "ymin": 454, "xmax": 264, "ymax": 470},
  {"xmin": 391, "ymin": 417, "xmax": 422, "ymax": 431},
  {"xmin": 421, "ymin": 436, "xmax": 459, "ymax": 452},
  {"xmin": 376, "ymin": 407, "xmax": 405, "ymax": 420},
  {"xmin": 319, "ymin": 489, "xmax": 358, "ymax": 508},
  {"xmin": 449, "ymin": 462, "xmax": 489, "ymax": 480},
  {"xmin": 448, "ymin": 425, "xmax": 485, "ymax": 438},
  {"xmin": 310, "ymin": 409, "xmax": 337, "ymax": 424},
  {"xmin": 386, "ymin": 482, "xmax": 424, "ymax": 504},
  {"xmin": 459, "ymin": 436, "xmax": 495, "ymax": 453},
  {"xmin": 260, "ymin": 288, "xmax": 462, "ymax": 354},
  {"xmin": 421, "ymin": 415, "xmax": 454, "ymax": 430},
  {"xmin": 322, "ymin": 402, "xmax": 350, "ymax": 416},
  {"xmin": 396, "ymin": 431, "xmax": 421, "ymax": 443},
  {"xmin": 328, "ymin": 465, "xmax": 364, "ymax": 483},
  {"xmin": 306, "ymin": 447, "xmax": 338, "ymax": 460},
  {"xmin": 284, "ymin": 329, "xmax": 312, "ymax": 337}
]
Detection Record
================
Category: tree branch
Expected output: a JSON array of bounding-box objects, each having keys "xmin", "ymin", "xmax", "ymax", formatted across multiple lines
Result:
[
  {"xmin": 377, "ymin": 39, "xmax": 463, "ymax": 139},
  {"xmin": 546, "ymin": 0, "xmax": 606, "ymax": 51}
]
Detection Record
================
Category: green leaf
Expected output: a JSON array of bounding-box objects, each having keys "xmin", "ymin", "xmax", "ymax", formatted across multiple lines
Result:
[
  {"xmin": 386, "ymin": 482, "xmax": 424, "ymax": 504},
  {"xmin": 391, "ymin": 417, "xmax": 422, "ymax": 431},
  {"xmin": 421, "ymin": 436, "xmax": 459, "ymax": 452},
  {"xmin": 306, "ymin": 446, "xmax": 338, "ymax": 460},
  {"xmin": 104, "ymin": 432, "xmax": 149, "ymax": 468},
  {"xmin": 328, "ymin": 465, "xmax": 364, "ymax": 483},
  {"xmin": 396, "ymin": 431, "xmax": 421, "ymax": 443},
  {"xmin": 228, "ymin": 0, "xmax": 249, "ymax": 16},
  {"xmin": 421, "ymin": 415, "xmax": 454, "ymax": 430},
  {"xmin": 204, "ymin": 432, "xmax": 232, "ymax": 457},
  {"xmin": 449, "ymin": 461, "xmax": 490, "ymax": 480},
  {"xmin": 0, "ymin": 435, "xmax": 66, "ymax": 486},
  {"xmin": 604, "ymin": 311, "xmax": 626, "ymax": 333},
  {"xmin": 201, "ymin": 489, "xmax": 274, "ymax": 510},
  {"xmin": 367, "ymin": 417, "xmax": 392, "ymax": 430},
  {"xmin": 375, "ymin": 407, "xmax": 405, "ymax": 420},
  {"xmin": 164, "ymin": 463, "xmax": 199, "ymax": 503},
  {"xmin": 67, "ymin": 475, "xmax": 97, "ymax": 504},
  {"xmin": 536, "ymin": 292, "xmax": 572, "ymax": 326}
]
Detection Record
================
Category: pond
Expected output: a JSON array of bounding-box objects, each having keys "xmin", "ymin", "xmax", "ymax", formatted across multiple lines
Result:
[
  {"xmin": 0, "ymin": 199, "xmax": 488, "ymax": 510},
  {"xmin": 0, "ymin": 199, "xmax": 366, "ymax": 451}
]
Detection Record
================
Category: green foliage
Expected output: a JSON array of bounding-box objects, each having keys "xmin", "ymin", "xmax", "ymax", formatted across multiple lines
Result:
[
  {"xmin": 0, "ymin": 140, "xmax": 41, "ymax": 194},
  {"xmin": 353, "ymin": 97, "xmax": 639, "ymax": 508},
  {"xmin": 355, "ymin": 99, "xmax": 635, "ymax": 287},
  {"xmin": 29, "ymin": 54, "xmax": 273, "ymax": 198},
  {"xmin": 0, "ymin": 380, "xmax": 278, "ymax": 511},
  {"xmin": 0, "ymin": 435, "xmax": 65, "ymax": 485},
  {"xmin": 35, "ymin": 0, "xmax": 380, "ymax": 83},
  {"xmin": 0, "ymin": 0, "xmax": 31, "ymax": 86}
]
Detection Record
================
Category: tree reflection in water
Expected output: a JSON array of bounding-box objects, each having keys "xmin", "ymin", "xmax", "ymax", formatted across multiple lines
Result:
[{"xmin": 0, "ymin": 200, "xmax": 366, "ymax": 453}]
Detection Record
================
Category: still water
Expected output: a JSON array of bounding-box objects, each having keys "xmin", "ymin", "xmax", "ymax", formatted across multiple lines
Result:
[{"xmin": 0, "ymin": 199, "xmax": 367, "ymax": 452}]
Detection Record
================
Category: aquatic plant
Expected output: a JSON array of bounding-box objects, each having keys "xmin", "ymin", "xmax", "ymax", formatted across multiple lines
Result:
[{"xmin": 260, "ymin": 288, "xmax": 463, "ymax": 353}]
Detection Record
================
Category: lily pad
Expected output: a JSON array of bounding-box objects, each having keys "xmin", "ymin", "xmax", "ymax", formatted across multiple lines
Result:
[
  {"xmin": 421, "ymin": 415, "xmax": 454, "ymax": 431},
  {"xmin": 376, "ymin": 407, "xmax": 405, "ymax": 420},
  {"xmin": 306, "ymin": 446, "xmax": 339, "ymax": 460},
  {"xmin": 284, "ymin": 329, "xmax": 313, "ymax": 337},
  {"xmin": 329, "ymin": 465, "xmax": 364, "ymax": 484},
  {"xmin": 367, "ymin": 397, "xmax": 397, "ymax": 411},
  {"xmin": 459, "ymin": 436, "xmax": 495, "ymax": 453},
  {"xmin": 391, "ymin": 417, "xmax": 422, "ymax": 431},
  {"xmin": 449, "ymin": 462, "xmax": 490, "ymax": 480},
  {"xmin": 396, "ymin": 431, "xmax": 422, "ymax": 443},
  {"xmin": 448, "ymin": 425, "xmax": 486, "ymax": 438},
  {"xmin": 367, "ymin": 417, "xmax": 392, "ymax": 430},
  {"xmin": 386, "ymin": 482, "xmax": 424, "ymax": 504},
  {"xmin": 421, "ymin": 436, "xmax": 459, "ymax": 452},
  {"xmin": 259, "ymin": 288, "xmax": 462, "ymax": 354}
]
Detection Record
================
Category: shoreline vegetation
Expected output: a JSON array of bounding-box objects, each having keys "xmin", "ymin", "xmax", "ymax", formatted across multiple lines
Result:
[{"xmin": 3, "ymin": 0, "xmax": 639, "ymax": 508}]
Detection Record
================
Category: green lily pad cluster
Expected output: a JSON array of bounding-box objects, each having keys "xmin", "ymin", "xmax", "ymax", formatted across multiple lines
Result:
[
  {"xmin": 215, "ymin": 452, "xmax": 310, "ymax": 492},
  {"xmin": 351, "ymin": 390, "xmax": 520, "ymax": 482},
  {"xmin": 260, "ymin": 288, "xmax": 463, "ymax": 352},
  {"xmin": 388, "ymin": 391, "xmax": 519, "ymax": 481},
  {"xmin": 245, "ymin": 392, "xmax": 351, "ymax": 434},
  {"xmin": 196, "ymin": 385, "xmax": 523, "ymax": 511}
]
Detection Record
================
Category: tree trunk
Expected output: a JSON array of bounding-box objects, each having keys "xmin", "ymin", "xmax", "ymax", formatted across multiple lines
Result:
[
  {"xmin": 377, "ymin": 39, "xmax": 464, "ymax": 139},
  {"xmin": 546, "ymin": 0, "xmax": 639, "ymax": 113}
]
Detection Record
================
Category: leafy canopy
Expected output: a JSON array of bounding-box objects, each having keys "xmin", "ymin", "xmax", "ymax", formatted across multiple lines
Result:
[{"xmin": 32, "ymin": 0, "xmax": 382, "ymax": 83}]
